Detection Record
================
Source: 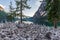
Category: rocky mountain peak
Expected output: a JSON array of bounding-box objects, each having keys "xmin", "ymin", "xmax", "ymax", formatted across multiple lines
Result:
[{"xmin": 33, "ymin": 0, "xmax": 47, "ymax": 19}]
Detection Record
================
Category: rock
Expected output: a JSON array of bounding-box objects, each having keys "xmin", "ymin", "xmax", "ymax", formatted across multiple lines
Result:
[
  {"xmin": 34, "ymin": 38, "xmax": 37, "ymax": 40},
  {"xmin": 7, "ymin": 35, "xmax": 12, "ymax": 38},
  {"xmin": 1, "ymin": 34, "xmax": 6, "ymax": 38},
  {"xmin": 45, "ymin": 32, "xmax": 52, "ymax": 39},
  {"xmin": 33, "ymin": 0, "xmax": 46, "ymax": 19},
  {"xmin": 0, "ymin": 22, "xmax": 60, "ymax": 40}
]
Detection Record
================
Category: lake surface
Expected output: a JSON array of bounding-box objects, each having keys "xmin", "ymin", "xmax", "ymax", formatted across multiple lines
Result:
[{"xmin": 15, "ymin": 18, "xmax": 60, "ymax": 26}]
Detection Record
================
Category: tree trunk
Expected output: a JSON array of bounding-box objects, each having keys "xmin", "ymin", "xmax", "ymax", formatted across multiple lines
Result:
[
  {"xmin": 53, "ymin": 19, "xmax": 57, "ymax": 29},
  {"xmin": 20, "ymin": 0, "xmax": 22, "ymax": 23}
]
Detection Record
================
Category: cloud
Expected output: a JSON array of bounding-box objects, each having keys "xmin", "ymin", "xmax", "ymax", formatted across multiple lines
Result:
[
  {"xmin": 0, "ymin": 4, "xmax": 5, "ymax": 9},
  {"xmin": 0, "ymin": 4, "xmax": 9, "ymax": 12},
  {"xmin": 35, "ymin": 0, "xmax": 43, "ymax": 7},
  {"xmin": 37, "ymin": 0, "xmax": 43, "ymax": 2},
  {"xmin": 23, "ymin": 0, "xmax": 43, "ymax": 17},
  {"xmin": 35, "ymin": 0, "xmax": 40, "ymax": 6}
]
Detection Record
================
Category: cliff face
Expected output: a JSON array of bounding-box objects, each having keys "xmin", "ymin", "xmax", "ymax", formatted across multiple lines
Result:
[
  {"xmin": 33, "ymin": 0, "xmax": 47, "ymax": 19},
  {"xmin": 33, "ymin": 0, "xmax": 48, "ymax": 24}
]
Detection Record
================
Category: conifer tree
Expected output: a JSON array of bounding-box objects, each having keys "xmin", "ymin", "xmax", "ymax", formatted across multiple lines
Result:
[
  {"xmin": 46, "ymin": 0, "xmax": 60, "ymax": 28},
  {"xmin": 8, "ymin": 1, "xmax": 14, "ymax": 22},
  {"xmin": 15, "ymin": 0, "xmax": 31, "ymax": 23}
]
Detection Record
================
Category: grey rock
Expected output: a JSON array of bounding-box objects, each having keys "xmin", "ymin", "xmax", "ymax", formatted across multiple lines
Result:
[
  {"xmin": 45, "ymin": 32, "xmax": 52, "ymax": 40},
  {"xmin": 1, "ymin": 34, "xmax": 6, "ymax": 38},
  {"xmin": 33, "ymin": 0, "xmax": 46, "ymax": 19}
]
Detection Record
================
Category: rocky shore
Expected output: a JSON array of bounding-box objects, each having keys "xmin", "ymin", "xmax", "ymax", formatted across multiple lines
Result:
[{"xmin": 0, "ymin": 22, "xmax": 60, "ymax": 40}]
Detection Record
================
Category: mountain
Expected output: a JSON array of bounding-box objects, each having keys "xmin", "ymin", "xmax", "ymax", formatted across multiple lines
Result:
[
  {"xmin": 0, "ymin": 11, "xmax": 7, "ymax": 22},
  {"xmin": 33, "ymin": 0, "xmax": 47, "ymax": 19},
  {"xmin": 0, "ymin": 4, "xmax": 4, "ymax": 11},
  {"xmin": 33, "ymin": 0, "xmax": 48, "ymax": 25}
]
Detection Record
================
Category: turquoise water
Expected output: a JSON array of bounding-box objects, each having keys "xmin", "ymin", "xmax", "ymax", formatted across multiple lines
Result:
[{"xmin": 23, "ymin": 20, "xmax": 60, "ymax": 27}]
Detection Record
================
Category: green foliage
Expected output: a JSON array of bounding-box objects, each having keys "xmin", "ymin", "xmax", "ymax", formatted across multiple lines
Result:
[
  {"xmin": 15, "ymin": 0, "xmax": 31, "ymax": 10},
  {"xmin": 45, "ymin": 0, "xmax": 52, "ymax": 10},
  {"xmin": 7, "ymin": 15, "xmax": 14, "ymax": 22},
  {"xmin": 8, "ymin": 1, "xmax": 15, "ymax": 22},
  {"xmin": 0, "ymin": 11, "xmax": 7, "ymax": 21},
  {"xmin": 0, "ymin": 11, "xmax": 15, "ymax": 22},
  {"xmin": 15, "ymin": 0, "xmax": 31, "ymax": 13},
  {"xmin": 15, "ymin": 0, "xmax": 31, "ymax": 23},
  {"xmin": 46, "ymin": 0, "xmax": 60, "ymax": 22}
]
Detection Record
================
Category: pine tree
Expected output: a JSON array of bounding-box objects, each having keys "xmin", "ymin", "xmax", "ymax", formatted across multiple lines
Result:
[
  {"xmin": 46, "ymin": 0, "xmax": 60, "ymax": 28},
  {"xmin": 9, "ymin": 1, "xmax": 15, "ymax": 14},
  {"xmin": 15, "ymin": 0, "xmax": 31, "ymax": 23},
  {"xmin": 8, "ymin": 1, "xmax": 15, "ymax": 22}
]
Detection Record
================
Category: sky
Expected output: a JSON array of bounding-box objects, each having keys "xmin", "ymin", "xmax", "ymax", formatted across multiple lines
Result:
[{"xmin": 0, "ymin": 0, "xmax": 43, "ymax": 17}]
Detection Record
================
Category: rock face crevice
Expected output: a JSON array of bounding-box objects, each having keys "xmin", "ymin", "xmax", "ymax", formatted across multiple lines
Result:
[{"xmin": 33, "ymin": 0, "xmax": 46, "ymax": 19}]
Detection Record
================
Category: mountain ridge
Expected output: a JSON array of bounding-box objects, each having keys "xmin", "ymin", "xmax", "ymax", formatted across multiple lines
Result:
[{"xmin": 33, "ymin": 0, "xmax": 47, "ymax": 19}]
